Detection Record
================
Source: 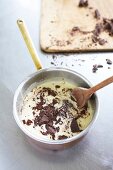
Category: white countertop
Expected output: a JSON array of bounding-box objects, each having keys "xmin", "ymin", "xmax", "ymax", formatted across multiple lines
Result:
[{"xmin": 0, "ymin": 0, "xmax": 113, "ymax": 169}]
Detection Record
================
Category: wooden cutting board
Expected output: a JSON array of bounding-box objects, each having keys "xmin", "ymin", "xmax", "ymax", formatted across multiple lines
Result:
[{"xmin": 40, "ymin": 0, "xmax": 113, "ymax": 52}]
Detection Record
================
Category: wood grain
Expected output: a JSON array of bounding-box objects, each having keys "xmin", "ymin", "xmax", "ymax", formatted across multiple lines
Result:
[{"xmin": 40, "ymin": 0, "xmax": 113, "ymax": 52}]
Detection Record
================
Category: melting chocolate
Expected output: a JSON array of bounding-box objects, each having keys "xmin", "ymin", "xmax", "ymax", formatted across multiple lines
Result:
[{"xmin": 70, "ymin": 118, "xmax": 81, "ymax": 133}]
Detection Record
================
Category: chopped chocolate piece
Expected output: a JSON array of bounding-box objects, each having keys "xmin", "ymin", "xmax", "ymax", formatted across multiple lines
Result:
[
  {"xmin": 39, "ymin": 115, "xmax": 49, "ymax": 125},
  {"xmin": 33, "ymin": 102, "xmax": 43, "ymax": 110},
  {"xmin": 92, "ymin": 64, "xmax": 103, "ymax": 72},
  {"xmin": 103, "ymin": 18, "xmax": 113, "ymax": 36},
  {"xmin": 44, "ymin": 105, "xmax": 55, "ymax": 118},
  {"xmin": 98, "ymin": 38, "xmax": 107, "ymax": 45},
  {"xmin": 70, "ymin": 118, "xmax": 80, "ymax": 133},
  {"xmin": 34, "ymin": 115, "xmax": 40, "ymax": 126},
  {"xmin": 97, "ymin": 64, "xmax": 103, "ymax": 68},
  {"xmin": 92, "ymin": 35, "xmax": 98, "ymax": 43},
  {"xmin": 58, "ymin": 108, "xmax": 67, "ymax": 118},
  {"xmin": 66, "ymin": 40, "xmax": 71, "ymax": 45},
  {"xmin": 93, "ymin": 23, "xmax": 103, "ymax": 36},
  {"xmin": 32, "ymin": 111, "xmax": 36, "ymax": 115},
  {"xmin": 78, "ymin": 0, "xmax": 88, "ymax": 7},
  {"xmin": 43, "ymin": 87, "xmax": 57, "ymax": 97},
  {"xmin": 108, "ymin": 67, "xmax": 111, "ymax": 69},
  {"xmin": 89, "ymin": 6, "xmax": 93, "ymax": 9},
  {"xmin": 55, "ymin": 118, "xmax": 61, "ymax": 125},
  {"xmin": 92, "ymin": 64, "xmax": 98, "ymax": 73},
  {"xmin": 56, "ymin": 127, "xmax": 60, "ymax": 132},
  {"xmin": 52, "ymin": 55, "xmax": 56, "ymax": 60},
  {"xmin": 70, "ymin": 27, "xmax": 80, "ymax": 36},
  {"xmin": 46, "ymin": 125, "xmax": 56, "ymax": 135},
  {"xmin": 51, "ymin": 62, "xmax": 55, "ymax": 65},
  {"xmin": 61, "ymin": 61, "xmax": 63, "ymax": 65},
  {"xmin": 72, "ymin": 27, "xmax": 80, "ymax": 32},
  {"xmin": 94, "ymin": 9, "xmax": 100, "ymax": 19},
  {"xmin": 58, "ymin": 135, "xmax": 68, "ymax": 140},
  {"xmin": 41, "ymin": 131, "xmax": 48, "ymax": 136},
  {"xmin": 48, "ymin": 121, "xmax": 53, "ymax": 126},
  {"xmin": 106, "ymin": 59, "xmax": 112, "ymax": 65},
  {"xmin": 26, "ymin": 119, "xmax": 33, "ymax": 126},
  {"xmin": 80, "ymin": 109, "xmax": 86, "ymax": 116},
  {"xmin": 52, "ymin": 99, "xmax": 58, "ymax": 105},
  {"xmin": 22, "ymin": 120, "xmax": 26, "ymax": 124},
  {"xmin": 55, "ymin": 85, "xmax": 60, "ymax": 88}
]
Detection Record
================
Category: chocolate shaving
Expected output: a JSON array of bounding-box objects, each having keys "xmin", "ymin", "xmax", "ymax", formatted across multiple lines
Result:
[
  {"xmin": 33, "ymin": 102, "xmax": 43, "ymax": 110},
  {"xmin": 92, "ymin": 64, "xmax": 98, "ymax": 73},
  {"xmin": 92, "ymin": 64, "xmax": 104, "ymax": 73},
  {"xmin": 93, "ymin": 23, "xmax": 103, "ymax": 36},
  {"xmin": 94, "ymin": 9, "xmax": 100, "ymax": 19},
  {"xmin": 70, "ymin": 118, "xmax": 80, "ymax": 133},
  {"xmin": 43, "ymin": 87, "xmax": 57, "ymax": 97},
  {"xmin": 78, "ymin": 0, "xmax": 88, "ymax": 7},
  {"xmin": 52, "ymin": 99, "xmax": 58, "ymax": 105},
  {"xmin": 103, "ymin": 18, "xmax": 113, "ymax": 36},
  {"xmin": 55, "ymin": 85, "xmax": 60, "ymax": 88},
  {"xmin": 98, "ymin": 38, "xmax": 107, "ymax": 45},
  {"xmin": 106, "ymin": 59, "xmax": 112, "ymax": 65},
  {"xmin": 26, "ymin": 119, "xmax": 33, "ymax": 126},
  {"xmin": 97, "ymin": 64, "xmax": 103, "ymax": 68},
  {"xmin": 45, "ymin": 125, "xmax": 56, "ymax": 140},
  {"xmin": 55, "ymin": 118, "xmax": 61, "ymax": 125},
  {"xmin": 22, "ymin": 120, "xmax": 26, "ymax": 124},
  {"xmin": 58, "ymin": 135, "xmax": 68, "ymax": 140}
]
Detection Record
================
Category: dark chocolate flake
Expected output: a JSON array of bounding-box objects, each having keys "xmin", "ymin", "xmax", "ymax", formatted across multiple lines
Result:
[
  {"xmin": 52, "ymin": 55, "xmax": 56, "ymax": 60},
  {"xmin": 33, "ymin": 102, "xmax": 43, "ymax": 110},
  {"xmin": 106, "ymin": 59, "xmax": 112, "ymax": 65},
  {"xmin": 51, "ymin": 62, "xmax": 55, "ymax": 65},
  {"xmin": 103, "ymin": 18, "xmax": 113, "ymax": 36},
  {"xmin": 22, "ymin": 120, "xmax": 26, "ymax": 124},
  {"xmin": 78, "ymin": 0, "xmax": 88, "ymax": 7},
  {"xmin": 39, "ymin": 115, "xmax": 49, "ymax": 125},
  {"xmin": 55, "ymin": 118, "xmax": 61, "ymax": 125},
  {"xmin": 32, "ymin": 111, "xmax": 36, "ymax": 115},
  {"xmin": 58, "ymin": 135, "xmax": 68, "ymax": 140},
  {"xmin": 52, "ymin": 99, "xmax": 58, "ymax": 105},
  {"xmin": 98, "ymin": 38, "xmax": 107, "ymax": 45},
  {"xmin": 97, "ymin": 64, "xmax": 103, "ymax": 68},
  {"xmin": 92, "ymin": 64, "xmax": 98, "ymax": 73},
  {"xmin": 70, "ymin": 118, "xmax": 80, "ymax": 133},
  {"xmin": 26, "ymin": 119, "xmax": 33, "ymax": 126},
  {"xmin": 55, "ymin": 85, "xmax": 60, "ymax": 88},
  {"xmin": 94, "ymin": 9, "xmax": 100, "ymax": 19}
]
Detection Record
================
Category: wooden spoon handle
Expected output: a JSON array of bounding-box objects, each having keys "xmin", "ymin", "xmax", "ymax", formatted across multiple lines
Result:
[{"xmin": 88, "ymin": 75, "xmax": 113, "ymax": 95}]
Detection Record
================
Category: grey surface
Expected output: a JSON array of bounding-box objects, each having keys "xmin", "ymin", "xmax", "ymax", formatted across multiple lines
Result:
[{"xmin": 0, "ymin": 0, "xmax": 113, "ymax": 170}]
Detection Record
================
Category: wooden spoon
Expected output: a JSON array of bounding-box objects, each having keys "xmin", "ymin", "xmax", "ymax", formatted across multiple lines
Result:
[{"xmin": 72, "ymin": 75, "xmax": 113, "ymax": 108}]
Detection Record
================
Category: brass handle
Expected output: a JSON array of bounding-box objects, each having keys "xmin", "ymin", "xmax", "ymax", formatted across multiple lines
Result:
[{"xmin": 17, "ymin": 19, "xmax": 42, "ymax": 70}]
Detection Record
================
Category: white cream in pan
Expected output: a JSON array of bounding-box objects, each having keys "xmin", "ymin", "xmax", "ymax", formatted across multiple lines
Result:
[{"xmin": 20, "ymin": 80, "xmax": 93, "ymax": 140}]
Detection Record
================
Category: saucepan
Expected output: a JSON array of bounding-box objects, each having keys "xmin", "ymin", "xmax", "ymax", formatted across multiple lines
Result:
[{"xmin": 13, "ymin": 20, "xmax": 99, "ymax": 150}]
